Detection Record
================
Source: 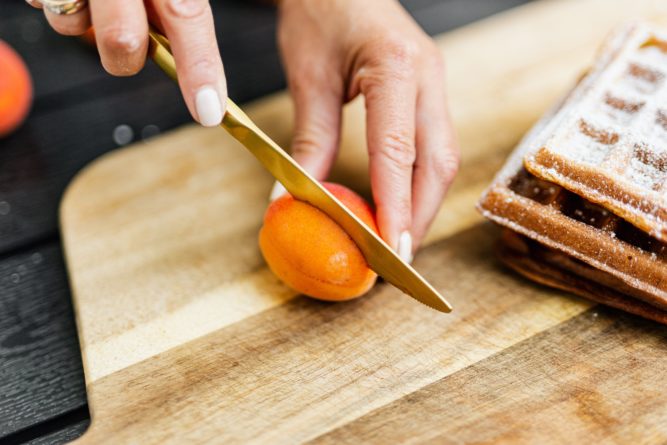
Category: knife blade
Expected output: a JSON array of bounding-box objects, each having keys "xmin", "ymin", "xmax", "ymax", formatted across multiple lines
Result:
[{"xmin": 147, "ymin": 29, "xmax": 452, "ymax": 313}]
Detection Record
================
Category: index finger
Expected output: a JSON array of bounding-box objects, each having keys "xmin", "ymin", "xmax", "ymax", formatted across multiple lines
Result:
[{"xmin": 150, "ymin": 0, "xmax": 226, "ymax": 127}]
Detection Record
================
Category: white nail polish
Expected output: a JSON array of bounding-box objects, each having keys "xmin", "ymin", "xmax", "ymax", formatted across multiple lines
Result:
[
  {"xmin": 269, "ymin": 182, "xmax": 288, "ymax": 201},
  {"xmin": 195, "ymin": 87, "xmax": 223, "ymax": 127},
  {"xmin": 397, "ymin": 231, "xmax": 413, "ymax": 264}
]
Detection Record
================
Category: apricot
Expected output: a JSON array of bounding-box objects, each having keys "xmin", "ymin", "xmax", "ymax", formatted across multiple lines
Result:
[
  {"xmin": 0, "ymin": 40, "xmax": 32, "ymax": 137},
  {"xmin": 259, "ymin": 182, "xmax": 378, "ymax": 301}
]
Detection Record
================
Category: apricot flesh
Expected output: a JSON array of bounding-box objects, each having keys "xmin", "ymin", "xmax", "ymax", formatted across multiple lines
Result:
[
  {"xmin": 0, "ymin": 40, "xmax": 32, "ymax": 137},
  {"xmin": 259, "ymin": 183, "xmax": 378, "ymax": 301}
]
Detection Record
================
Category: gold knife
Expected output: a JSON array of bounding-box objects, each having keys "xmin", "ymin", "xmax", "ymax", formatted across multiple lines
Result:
[{"xmin": 147, "ymin": 29, "xmax": 452, "ymax": 313}]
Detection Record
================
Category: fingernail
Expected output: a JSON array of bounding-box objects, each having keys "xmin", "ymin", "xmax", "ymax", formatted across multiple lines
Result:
[
  {"xmin": 397, "ymin": 231, "xmax": 413, "ymax": 264},
  {"xmin": 269, "ymin": 181, "xmax": 288, "ymax": 201},
  {"xmin": 195, "ymin": 87, "xmax": 223, "ymax": 127}
]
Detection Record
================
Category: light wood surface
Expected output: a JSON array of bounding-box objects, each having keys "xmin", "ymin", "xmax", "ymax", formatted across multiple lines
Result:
[{"xmin": 61, "ymin": 0, "xmax": 667, "ymax": 443}]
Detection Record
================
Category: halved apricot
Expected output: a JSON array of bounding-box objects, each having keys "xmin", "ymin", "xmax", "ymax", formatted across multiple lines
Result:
[{"xmin": 259, "ymin": 183, "xmax": 378, "ymax": 301}]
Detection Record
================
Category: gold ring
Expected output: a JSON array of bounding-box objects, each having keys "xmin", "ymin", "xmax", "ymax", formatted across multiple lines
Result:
[{"xmin": 41, "ymin": 0, "xmax": 88, "ymax": 15}]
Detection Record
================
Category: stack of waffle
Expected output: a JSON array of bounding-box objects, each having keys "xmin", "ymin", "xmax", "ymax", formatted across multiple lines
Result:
[{"xmin": 477, "ymin": 24, "xmax": 667, "ymax": 324}]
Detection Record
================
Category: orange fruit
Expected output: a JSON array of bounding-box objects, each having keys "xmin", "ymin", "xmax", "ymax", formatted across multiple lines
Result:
[
  {"xmin": 0, "ymin": 40, "xmax": 32, "ymax": 137},
  {"xmin": 259, "ymin": 182, "xmax": 378, "ymax": 301}
]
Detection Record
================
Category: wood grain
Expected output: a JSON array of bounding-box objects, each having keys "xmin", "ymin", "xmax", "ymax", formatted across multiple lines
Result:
[
  {"xmin": 76, "ymin": 224, "xmax": 589, "ymax": 444},
  {"xmin": 3, "ymin": 407, "xmax": 89, "ymax": 445},
  {"xmin": 0, "ymin": 244, "xmax": 87, "ymax": 437},
  {"xmin": 1, "ymin": 1, "xmax": 533, "ymax": 440},
  {"xmin": 25, "ymin": 420, "xmax": 90, "ymax": 445},
  {"xmin": 313, "ymin": 309, "xmax": 667, "ymax": 445},
  {"xmin": 58, "ymin": 0, "xmax": 667, "ymax": 443}
]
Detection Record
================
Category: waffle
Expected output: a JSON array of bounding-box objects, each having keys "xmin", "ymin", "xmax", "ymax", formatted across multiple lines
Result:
[
  {"xmin": 478, "ymin": 24, "xmax": 667, "ymax": 322},
  {"xmin": 480, "ymin": 166, "xmax": 667, "ymax": 312},
  {"xmin": 497, "ymin": 230, "xmax": 667, "ymax": 325},
  {"xmin": 523, "ymin": 24, "xmax": 667, "ymax": 241}
]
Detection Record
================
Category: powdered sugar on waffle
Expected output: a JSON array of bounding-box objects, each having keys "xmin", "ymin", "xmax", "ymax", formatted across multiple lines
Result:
[
  {"xmin": 482, "ymin": 25, "xmax": 639, "ymax": 193},
  {"xmin": 541, "ymin": 26, "xmax": 667, "ymax": 172},
  {"xmin": 476, "ymin": 23, "xmax": 667, "ymax": 309},
  {"xmin": 522, "ymin": 24, "xmax": 667, "ymax": 239}
]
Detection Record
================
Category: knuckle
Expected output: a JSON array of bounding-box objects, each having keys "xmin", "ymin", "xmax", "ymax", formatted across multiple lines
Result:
[
  {"xmin": 291, "ymin": 134, "xmax": 322, "ymax": 158},
  {"xmin": 99, "ymin": 26, "xmax": 143, "ymax": 54},
  {"xmin": 165, "ymin": 0, "xmax": 209, "ymax": 20},
  {"xmin": 292, "ymin": 118, "xmax": 334, "ymax": 157},
  {"xmin": 355, "ymin": 68, "xmax": 385, "ymax": 96},
  {"xmin": 431, "ymin": 148, "xmax": 460, "ymax": 184},
  {"xmin": 377, "ymin": 132, "xmax": 416, "ymax": 170},
  {"xmin": 186, "ymin": 54, "xmax": 223, "ymax": 85},
  {"xmin": 363, "ymin": 37, "xmax": 418, "ymax": 78},
  {"xmin": 382, "ymin": 38, "xmax": 419, "ymax": 65},
  {"xmin": 98, "ymin": 27, "xmax": 145, "ymax": 76},
  {"xmin": 355, "ymin": 65, "xmax": 410, "ymax": 100},
  {"xmin": 190, "ymin": 56, "xmax": 217, "ymax": 74}
]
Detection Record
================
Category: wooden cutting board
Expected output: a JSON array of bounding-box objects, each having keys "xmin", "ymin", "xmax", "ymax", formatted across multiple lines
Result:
[{"xmin": 61, "ymin": 1, "xmax": 667, "ymax": 443}]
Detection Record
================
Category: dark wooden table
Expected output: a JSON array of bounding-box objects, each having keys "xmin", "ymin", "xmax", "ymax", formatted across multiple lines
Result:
[{"xmin": 0, "ymin": 1, "xmax": 530, "ymax": 443}]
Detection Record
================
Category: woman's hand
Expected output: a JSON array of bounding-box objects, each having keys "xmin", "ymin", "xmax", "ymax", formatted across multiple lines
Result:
[
  {"xmin": 27, "ymin": 0, "xmax": 226, "ymax": 126},
  {"xmin": 277, "ymin": 0, "xmax": 459, "ymax": 261}
]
